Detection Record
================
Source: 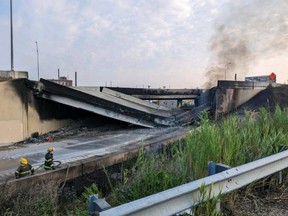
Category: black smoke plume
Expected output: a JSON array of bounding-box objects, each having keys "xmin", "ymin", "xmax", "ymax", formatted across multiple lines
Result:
[{"xmin": 205, "ymin": 0, "xmax": 288, "ymax": 88}]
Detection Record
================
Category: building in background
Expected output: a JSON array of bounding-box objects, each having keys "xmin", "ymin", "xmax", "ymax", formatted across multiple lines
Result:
[
  {"xmin": 48, "ymin": 76, "xmax": 73, "ymax": 86},
  {"xmin": 245, "ymin": 72, "xmax": 276, "ymax": 83}
]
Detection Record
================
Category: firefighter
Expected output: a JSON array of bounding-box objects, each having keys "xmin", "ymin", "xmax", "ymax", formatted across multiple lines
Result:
[
  {"xmin": 15, "ymin": 158, "xmax": 35, "ymax": 179},
  {"xmin": 44, "ymin": 147, "xmax": 55, "ymax": 170}
]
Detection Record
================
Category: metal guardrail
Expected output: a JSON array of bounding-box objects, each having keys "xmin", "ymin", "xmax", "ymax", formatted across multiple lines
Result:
[{"xmin": 99, "ymin": 150, "xmax": 288, "ymax": 216}]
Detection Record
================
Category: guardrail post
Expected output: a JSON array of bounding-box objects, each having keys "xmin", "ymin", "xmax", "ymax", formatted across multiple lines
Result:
[
  {"xmin": 279, "ymin": 170, "xmax": 283, "ymax": 184},
  {"xmin": 88, "ymin": 194, "xmax": 111, "ymax": 216},
  {"xmin": 208, "ymin": 161, "xmax": 231, "ymax": 176},
  {"xmin": 208, "ymin": 161, "xmax": 231, "ymax": 213}
]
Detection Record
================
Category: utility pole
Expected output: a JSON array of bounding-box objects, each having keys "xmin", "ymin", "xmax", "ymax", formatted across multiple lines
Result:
[
  {"xmin": 10, "ymin": 0, "xmax": 14, "ymax": 71},
  {"xmin": 36, "ymin": 41, "xmax": 40, "ymax": 80},
  {"xmin": 75, "ymin": 71, "xmax": 77, "ymax": 86}
]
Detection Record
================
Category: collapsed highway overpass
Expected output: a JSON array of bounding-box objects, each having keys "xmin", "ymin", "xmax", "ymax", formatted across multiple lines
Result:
[
  {"xmin": 0, "ymin": 77, "xmax": 282, "ymax": 144},
  {"xmin": 1, "ymin": 77, "xmax": 287, "ymax": 198},
  {"xmin": 0, "ymin": 78, "xmax": 208, "ymax": 144},
  {"xmin": 34, "ymin": 79, "xmax": 183, "ymax": 128}
]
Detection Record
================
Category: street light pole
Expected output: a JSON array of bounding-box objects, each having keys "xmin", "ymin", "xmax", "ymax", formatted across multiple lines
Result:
[
  {"xmin": 35, "ymin": 41, "xmax": 40, "ymax": 80},
  {"xmin": 10, "ymin": 0, "xmax": 14, "ymax": 71}
]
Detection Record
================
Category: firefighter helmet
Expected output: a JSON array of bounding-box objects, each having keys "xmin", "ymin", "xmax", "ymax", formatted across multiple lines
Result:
[
  {"xmin": 48, "ymin": 147, "xmax": 54, "ymax": 152},
  {"xmin": 21, "ymin": 158, "xmax": 28, "ymax": 165}
]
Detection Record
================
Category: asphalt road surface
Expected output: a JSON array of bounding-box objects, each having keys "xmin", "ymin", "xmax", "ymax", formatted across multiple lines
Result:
[{"xmin": 0, "ymin": 126, "xmax": 188, "ymax": 183}]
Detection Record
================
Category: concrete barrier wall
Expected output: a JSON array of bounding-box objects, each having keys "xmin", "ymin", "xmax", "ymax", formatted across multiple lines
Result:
[
  {"xmin": 0, "ymin": 70, "xmax": 28, "ymax": 79},
  {"xmin": 0, "ymin": 79, "xmax": 71, "ymax": 144}
]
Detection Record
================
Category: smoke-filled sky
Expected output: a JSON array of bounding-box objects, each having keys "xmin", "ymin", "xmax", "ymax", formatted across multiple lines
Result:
[{"xmin": 0, "ymin": 0, "xmax": 287, "ymax": 88}]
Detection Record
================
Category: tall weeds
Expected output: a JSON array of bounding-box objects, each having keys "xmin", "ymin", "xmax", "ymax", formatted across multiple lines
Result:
[
  {"xmin": 1, "ymin": 179, "xmax": 61, "ymax": 216},
  {"xmin": 186, "ymin": 106, "xmax": 288, "ymax": 179}
]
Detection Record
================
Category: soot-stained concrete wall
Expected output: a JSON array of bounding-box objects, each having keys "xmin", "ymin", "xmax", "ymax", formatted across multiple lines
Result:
[
  {"xmin": 215, "ymin": 81, "xmax": 270, "ymax": 118},
  {"xmin": 0, "ymin": 79, "xmax": 87, "ymax": 144}
]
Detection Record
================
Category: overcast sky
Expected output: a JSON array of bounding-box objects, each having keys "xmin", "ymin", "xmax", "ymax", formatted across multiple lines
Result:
[{"xmin": 0, "ymin": 0, "xmax": 287, "ymax": 88}]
